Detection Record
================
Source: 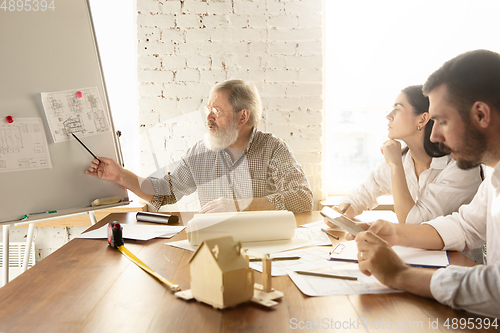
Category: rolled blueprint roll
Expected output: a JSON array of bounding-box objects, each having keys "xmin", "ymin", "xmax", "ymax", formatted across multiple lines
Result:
[
  {"xmin": 136, "ymin": 212, "xmax": 179, "ymax": 224},
  {"xmin": 186, "ymin": 211, "xmax": 296, "ymax": 246}
]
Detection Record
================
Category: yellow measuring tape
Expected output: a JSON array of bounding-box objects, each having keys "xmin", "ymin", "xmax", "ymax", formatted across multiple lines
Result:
[{"xmin": 108, "ymin": 222, "xmax": 180, "ymax": 293}]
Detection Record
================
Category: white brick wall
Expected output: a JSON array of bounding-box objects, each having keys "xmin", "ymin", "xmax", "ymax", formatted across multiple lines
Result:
[{"xmin": 137, "ymin": 0, "xmax": 324, "ymax": 211}]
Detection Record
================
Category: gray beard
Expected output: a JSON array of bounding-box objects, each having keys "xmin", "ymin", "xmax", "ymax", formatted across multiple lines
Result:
[{"xmin": 204, "ymin": 120, "xmax": 239, "ymax": 151}]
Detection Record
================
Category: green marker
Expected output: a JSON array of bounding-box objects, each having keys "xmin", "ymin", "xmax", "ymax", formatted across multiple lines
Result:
[{"xmin": 21, "ymin": 211, "xmax": 58, "ymax": 220}]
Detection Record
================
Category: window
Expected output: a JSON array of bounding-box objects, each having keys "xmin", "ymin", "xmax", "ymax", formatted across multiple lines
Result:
[
  {"xmin": 89, "ymin": 0, "xmax": 139, "ymax": 173},
  {"xmin": 325, "ymin": 0, "xmax": 500, "ymax": 195}
]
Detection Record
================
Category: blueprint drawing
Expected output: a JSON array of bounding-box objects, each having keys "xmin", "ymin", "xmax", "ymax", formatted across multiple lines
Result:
[
  {"xmin": 41, "ymin": 87, "xmax": 110, "ymax": 143},
  {"xmin": 0, "ymin": 117, "xmax": 52, "ymax": 173}
]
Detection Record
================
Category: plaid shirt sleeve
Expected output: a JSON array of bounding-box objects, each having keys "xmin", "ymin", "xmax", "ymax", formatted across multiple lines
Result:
[
  {"xmin": 147, "ymin": 130, "xmax": 313, "ymax": 213},
  {"xmin": 264, "ymin": 139, "xmax": 313, "ymax": 213},
  {"xmin": 148, "ymin": 153, "xmax": 198, "ymax": 211}
]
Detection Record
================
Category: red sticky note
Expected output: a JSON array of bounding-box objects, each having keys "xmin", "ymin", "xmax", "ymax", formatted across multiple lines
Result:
[
  {"xmin": 76, "ymin": 91, "xmax": 83, "ymax": 98},
  {"xmin": 6, "ymin": 116, "xmax": 14, "ymax": 123}
]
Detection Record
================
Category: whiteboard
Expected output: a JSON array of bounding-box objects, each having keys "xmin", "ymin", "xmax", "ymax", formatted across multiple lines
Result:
[{"xmin": 0, "ymin": 0, "xmax": 128, "ymax": 224}]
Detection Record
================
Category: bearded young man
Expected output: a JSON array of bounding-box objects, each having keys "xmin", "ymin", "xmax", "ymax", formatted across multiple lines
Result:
[
  {"xmin": 347, "ymin": 49, "xmax": 500, "ymax": 317},
  {"xmin": 87, "ymin": 80, "xmax": 313, "ymax": 214}
]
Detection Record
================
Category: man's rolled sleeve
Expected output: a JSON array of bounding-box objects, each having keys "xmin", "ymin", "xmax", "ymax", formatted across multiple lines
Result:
[
  {"xmin": 267, "ymin": 146, "xmax": 313, "ymax": 213},
  {"xmin": 148, "ymin": 176, "xmax": 177, "ymax": 211},
  {"xmin": 430, "ymin": 266, "xmax": 468, "ymax": 309},
  {"xmin": 266, "ymin": 168, "xmax": 313, "ymax": 213},
  {"xmin": 423, "ymin": 215, "xmax": 467, "ymax": 251},
  {"xmin": 266, "ymin": 193, "xmax": 287, "ymax": 211},
  {"xmin": 431, "ymin": 265, "xmax": 500, "ymax": 317}
]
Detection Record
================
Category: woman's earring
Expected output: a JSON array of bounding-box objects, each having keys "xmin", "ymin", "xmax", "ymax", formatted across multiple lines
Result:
[{"xmin": 417, "ymin": 125, "xmax": 422, "ymax": 131}]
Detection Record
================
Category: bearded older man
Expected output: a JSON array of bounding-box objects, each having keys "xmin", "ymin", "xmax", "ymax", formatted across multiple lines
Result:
[{"xmin": 86, "ymin": 80, "xmax": 313, "ymax": 214}]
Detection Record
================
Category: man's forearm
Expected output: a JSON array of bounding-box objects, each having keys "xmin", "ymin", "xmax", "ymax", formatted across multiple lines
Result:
[
  {"xmin": 118, "ymin": 170, "xmax": 154, "ymax": 202},
  {"xmin": 390, "ymin": 266, "xmax": 435, "ymax": 298},
  {"xmin": 396, "ymin": 224, "xmax": 445, "ymax": 250}
]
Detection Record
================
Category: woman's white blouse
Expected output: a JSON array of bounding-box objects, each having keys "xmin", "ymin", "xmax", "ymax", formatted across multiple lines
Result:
[{"xmin": 341, "ymin": 151, "xmax": 483, "ymax": 224}]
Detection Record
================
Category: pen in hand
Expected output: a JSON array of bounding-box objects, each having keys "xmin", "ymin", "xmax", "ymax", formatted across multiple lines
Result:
[
  {"xmin": 340, "ymin": 203, "xmax": 351, "ymax": 214},
  {"xmin": 321, "ymin": 228, "xmax": 340, "ymax": 240}
]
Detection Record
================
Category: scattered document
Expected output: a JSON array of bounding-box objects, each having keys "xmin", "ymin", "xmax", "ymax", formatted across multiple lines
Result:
[
  {"xmin": 166, "ymin": 237, "xmax": 316, "ymax": 256},
  {"xmin": 166, "ymin": 240, "xmax": 197, "ymax": 251},
  {"xmin": 0, "ymin": 117, "xmax": 52, "ymax": 173},
  {"xmin": 240, "ymin": 238, "xmax": 316, "ymax": 255},
  {"xmin": 249, "ymin": 247, "xmax": 340, "ymax": 276},
  {"xmin": 77, "ymin": 224, "xmax": 185, "ymax": 241},
  {"xmin": 41, "ymin": 87, "xmax": 110, "ymax": 143},
  {"xmin": 329, "ymin": 241, "xmax": 449, "ymax": 268},
  {"xmin": 288, "ymin": 263, "xmax": 401, "ymax": 296},
  {"xmin": 295, "ymin": 226, "xmax": 332, "ymax": 246}
]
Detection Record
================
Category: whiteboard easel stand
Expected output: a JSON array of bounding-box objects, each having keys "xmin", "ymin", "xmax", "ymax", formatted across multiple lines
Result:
[
  {"xmin": 2, "ymin": 224, "xmax": 10, "ymax": 287},
  {"xmin": 2, "ymin": 210, "xmax": 98, "ymax": 286}
]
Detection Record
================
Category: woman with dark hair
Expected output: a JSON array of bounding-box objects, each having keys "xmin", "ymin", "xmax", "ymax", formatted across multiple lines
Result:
[{"xmin": 331, "ymin": 85, "xmax": 483, "ymax": 224}]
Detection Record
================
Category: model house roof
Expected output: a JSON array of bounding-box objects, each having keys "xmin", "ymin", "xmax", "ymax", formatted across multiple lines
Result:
[{"xmin": 189, "ymin": 236, "xmax": 248, "ymax": 273}]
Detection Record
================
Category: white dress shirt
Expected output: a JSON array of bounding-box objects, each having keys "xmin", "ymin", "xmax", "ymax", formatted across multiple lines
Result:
[
  {"xmin": 425, "ymin": 162, "xmax": 500, "ymax": 317},
  {"xmin": 341, "ymin": 151, "xmax": 483, "ymax": 224}
]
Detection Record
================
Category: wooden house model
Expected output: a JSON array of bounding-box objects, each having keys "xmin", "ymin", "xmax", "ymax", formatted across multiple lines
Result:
[{"xmin": 187, "ymin": 235, "xmax": 254, "ymax": 309}]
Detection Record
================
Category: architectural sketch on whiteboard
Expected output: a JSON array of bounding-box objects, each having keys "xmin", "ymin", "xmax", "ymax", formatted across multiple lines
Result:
[
  {"xmin": 0, "ymin": 117, "xmax": 52, "ymax": 173},
  {"xmin": 41, "ymin": 87, "xmax": 110, "ymax": 143}
]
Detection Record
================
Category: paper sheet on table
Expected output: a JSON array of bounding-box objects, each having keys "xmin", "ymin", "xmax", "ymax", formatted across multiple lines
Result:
[
  {"xmin": 329, "ymin": 241, "xmax": 449, "ymax": 268},
  {"xmin": 0, "ymin": 117, "xmax": 52, "ymax": 173},
  {"xmin": 186, "ymin": 210, "xmax": 296, "ymax": 246},
  {"xmin": 77, "ymin": 224, "xmax": 185, "ymax": 241},
  {"xmin": 295, "ymin": 226, "xmax": 331, "ymax": 246},
  {"xmin": 249, "ymin": 247, "xmax": 342, "ymax": 276},
  {"xmin": 288, "ymin": 263, "xmax": 401, "ymax": 296},
  {"xmin": 166, "ymin": 237, "xmax": 315, "ymax": 255}
]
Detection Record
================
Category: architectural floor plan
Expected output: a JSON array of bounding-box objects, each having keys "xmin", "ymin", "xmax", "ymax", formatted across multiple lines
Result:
[
  {"xmin": 0, "ymin": 117, "xmax": 52, "ymax": 173},
  {"xmin": 41, "ymin": 87, "xmax": 110, "ymax": 143}
]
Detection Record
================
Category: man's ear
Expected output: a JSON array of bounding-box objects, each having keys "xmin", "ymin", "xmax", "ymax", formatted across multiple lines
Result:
[
  {"xmin": 239, "ymin": 108, "xmax": 250, "ymax": 125},
  {"xmin": 471, "ymin": 101, "xmax": 491, "ymax": 129}
]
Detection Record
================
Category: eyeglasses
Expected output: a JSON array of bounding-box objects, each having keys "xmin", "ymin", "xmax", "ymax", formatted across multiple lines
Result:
[{"xmin": 204, "ymin": 106, "xmax": 238, "ymax": 118}]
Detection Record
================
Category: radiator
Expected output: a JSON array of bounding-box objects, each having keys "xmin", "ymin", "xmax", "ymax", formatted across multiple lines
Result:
[{"xmin": 0, "ymin": 242, "xmax": 36, "ymax": 279}]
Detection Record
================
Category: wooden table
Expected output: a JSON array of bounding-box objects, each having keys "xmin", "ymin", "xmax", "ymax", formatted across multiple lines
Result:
[{"xmin": 0, "ymin": 212, "xmax": 493, "ymax": 332}]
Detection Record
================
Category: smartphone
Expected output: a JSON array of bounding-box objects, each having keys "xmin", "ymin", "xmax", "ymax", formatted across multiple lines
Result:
[{"xmin": 320, "ymin": 206, "xmax": 367, "ymax": 236}]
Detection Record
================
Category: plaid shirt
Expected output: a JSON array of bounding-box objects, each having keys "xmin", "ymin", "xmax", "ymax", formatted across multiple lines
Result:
[{"xmin": 149, "ymin": 128, "xmax": 313, "ymax": 213}]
